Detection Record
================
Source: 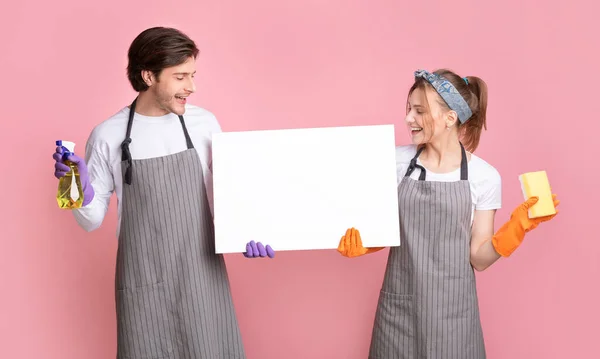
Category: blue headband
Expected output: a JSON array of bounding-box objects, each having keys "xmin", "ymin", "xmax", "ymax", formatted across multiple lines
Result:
[{"xmin": 414, "ymin": 69, "xmax": 473, "ymax": 123}]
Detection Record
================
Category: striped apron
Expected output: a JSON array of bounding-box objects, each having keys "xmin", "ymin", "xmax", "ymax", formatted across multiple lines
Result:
[
  {"xmin": 114, "ymin": 98, "xmax": 245, "ymax": 359},
  {"xmin": 369, "ymin": 143, "xmax": 486, "ymax": 359}
]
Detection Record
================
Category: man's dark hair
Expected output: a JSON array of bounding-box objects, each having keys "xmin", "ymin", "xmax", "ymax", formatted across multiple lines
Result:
[{"xmin": 127, "ymin": 27, "xmax": 200, "ymax": 92}]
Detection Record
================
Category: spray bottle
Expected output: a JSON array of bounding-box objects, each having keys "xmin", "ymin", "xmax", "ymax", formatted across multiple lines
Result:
[{"xmin": 56, "ymin": 140, "xmax": 84, "ymax": 209}]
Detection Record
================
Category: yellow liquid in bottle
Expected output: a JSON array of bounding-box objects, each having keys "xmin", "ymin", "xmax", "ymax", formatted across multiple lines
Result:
[{"xmin": 56, "ymin": 160, "xmax": 84, "ymax": 209}]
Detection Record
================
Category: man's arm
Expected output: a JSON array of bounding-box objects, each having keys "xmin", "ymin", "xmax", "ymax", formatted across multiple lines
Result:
[{"xmin": 72, "ymin": 142, "xmax": 114, "ymax": 232}]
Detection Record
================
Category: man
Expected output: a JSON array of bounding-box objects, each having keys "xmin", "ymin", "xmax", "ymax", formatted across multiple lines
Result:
[{"xmin": 52, "ymin": 26, "xmax": 274, "ymax": 358}]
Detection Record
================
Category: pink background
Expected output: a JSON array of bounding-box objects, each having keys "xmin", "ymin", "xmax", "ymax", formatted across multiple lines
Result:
[{"xmin": 1, "ymin": 0, "xmax": 598, "ymax": 358}]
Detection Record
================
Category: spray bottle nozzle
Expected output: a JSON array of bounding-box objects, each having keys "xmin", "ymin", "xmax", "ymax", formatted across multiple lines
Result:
[{"xmin": 56, "ymin": 140, "xmax": 76, "ymax": 161}]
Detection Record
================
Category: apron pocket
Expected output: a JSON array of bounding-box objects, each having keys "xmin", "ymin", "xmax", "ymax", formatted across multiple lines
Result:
[
  {"xmin": 116, "ymin": 282, "xmax": 173, "ymax": 359},
  {"xmin": 115, "ymin": 236, "xmax": 166, "ymax": 291},
  {"xmin": 369, "ymin": 291, "xmax": 415, "ymax": 359}
]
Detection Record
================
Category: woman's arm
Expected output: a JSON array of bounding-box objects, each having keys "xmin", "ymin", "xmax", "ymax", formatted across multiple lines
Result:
[
  {"xmin": 470, "ymin": 209, "xmax": 501, "ymax": 271},
  {"xmin": 470, "ymin": 195, "xmax": 560, "ymax": 271}
]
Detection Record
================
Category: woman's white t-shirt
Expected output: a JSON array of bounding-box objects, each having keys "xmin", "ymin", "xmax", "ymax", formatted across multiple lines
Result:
[{"xmin": 395, "ymin": 145, "xmax": 502, "ymax": 223}]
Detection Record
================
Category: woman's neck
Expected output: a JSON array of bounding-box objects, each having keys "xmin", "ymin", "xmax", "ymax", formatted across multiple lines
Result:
[{"xmin": 419, "ymin": 132, "xmax": 464, "ymax": 173}]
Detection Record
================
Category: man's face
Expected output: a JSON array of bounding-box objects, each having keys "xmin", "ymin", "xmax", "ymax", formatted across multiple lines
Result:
[{"xmin": 149, "ymin": 56, "xmax": 197, "ymax": 116}]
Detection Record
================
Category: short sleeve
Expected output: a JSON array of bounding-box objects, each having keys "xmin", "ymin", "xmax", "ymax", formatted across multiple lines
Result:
[
  {"xmin": 395, "ymin": 145, "xmax": 417, "ymax": 183},
  {"xmin": 475, "ymin": 167, "xmax": 502, "ymax": 211}
]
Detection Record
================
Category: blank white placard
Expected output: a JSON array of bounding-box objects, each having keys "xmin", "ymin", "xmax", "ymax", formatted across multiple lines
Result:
[{"xmin": 211, "ymin": 124, "xmax": 400, "ymax": 253}]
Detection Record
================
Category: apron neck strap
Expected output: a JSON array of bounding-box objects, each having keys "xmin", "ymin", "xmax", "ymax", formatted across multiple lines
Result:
[
  {"xmin": 459, "ymin": 142, "xmax": 468, "ymax": 180},
  {"xmin": 404, "ymin": 145, "xmax": 427, "ymax": 180},
  {"xmin": 120, "ymin": 97, "xmax": 195, "ymax": 185},
  {"xmin": 404, "ymin": 143, "xmax": 469, "ymax": 181}
]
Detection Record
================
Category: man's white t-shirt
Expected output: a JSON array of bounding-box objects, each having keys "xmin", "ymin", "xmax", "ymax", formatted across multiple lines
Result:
[
  {"xmin": 72, "ymin": 104, "xmax": 221, "ymax": 236},
  {"xmin": 395, "ymin": 145, "xmax": 502, "ymax": 223}
]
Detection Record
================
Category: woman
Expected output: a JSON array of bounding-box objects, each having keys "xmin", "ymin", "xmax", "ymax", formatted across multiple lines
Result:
[{"xmin": 337, "ymin": 69, "xmax": 559, "ymax": 358}]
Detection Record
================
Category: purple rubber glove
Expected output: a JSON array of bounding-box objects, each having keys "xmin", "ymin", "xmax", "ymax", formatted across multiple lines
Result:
[
  {"xmin": 53, "ymin": 146, "xmax": 95, "ymax": 206},
  {"xmin": 243, "ymin": 241, "xmax": 275, "ymax": 258}
]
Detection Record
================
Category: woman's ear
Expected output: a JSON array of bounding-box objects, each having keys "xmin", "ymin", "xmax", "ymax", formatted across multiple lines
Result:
[{"xmin": 445, "ymin": 110, "xmax": 459, "ymax": 129}]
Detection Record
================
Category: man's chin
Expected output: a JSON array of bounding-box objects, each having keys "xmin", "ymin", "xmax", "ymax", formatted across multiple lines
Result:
[{"xmin": 169, "ymin": 105, "xmax": 186, "ymax": 116}]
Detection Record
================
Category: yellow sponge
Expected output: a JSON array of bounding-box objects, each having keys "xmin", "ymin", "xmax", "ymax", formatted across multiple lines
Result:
[{"xmin": 519, "ymin": 170, "xmax": 556, "ymax": 218}]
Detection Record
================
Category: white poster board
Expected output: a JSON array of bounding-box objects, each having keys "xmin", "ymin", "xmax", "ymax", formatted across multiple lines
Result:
[{"xmin": 211, "ymin": 124, "xmax": 401, "ymax": 253}]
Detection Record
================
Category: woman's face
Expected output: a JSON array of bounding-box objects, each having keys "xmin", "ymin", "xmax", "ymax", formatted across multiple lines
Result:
[{"xmin": 404, "ymin": 87, "xmax": 450, "ymax": 145}]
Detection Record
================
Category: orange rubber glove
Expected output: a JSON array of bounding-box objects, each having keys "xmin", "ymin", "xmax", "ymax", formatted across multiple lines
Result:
[
  {"xmin": 492, "ymin": 194, "xmax": 560, "ymax": 257},
  {"xmin": 337, "ymin": 228, "xmax": 384, "ymax": 258}
]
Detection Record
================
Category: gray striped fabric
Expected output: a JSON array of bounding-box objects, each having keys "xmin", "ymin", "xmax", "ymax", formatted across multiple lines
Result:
[
  {"xmin": 115, "ymin": 148, "xmax": 245, "ymax": 359},
  {"xmin": 369, "ymin": 177, "xmax": 486, "ymax": 359}
]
